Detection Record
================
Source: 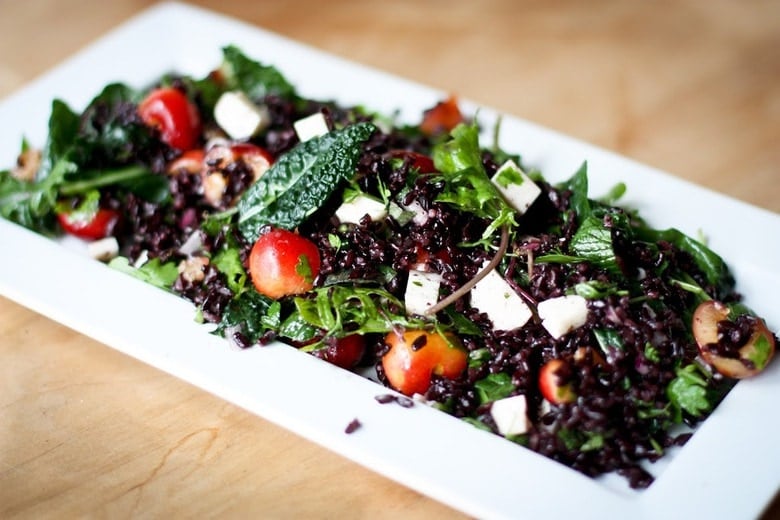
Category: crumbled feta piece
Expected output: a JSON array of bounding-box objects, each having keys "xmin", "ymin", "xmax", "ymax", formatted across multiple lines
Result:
[
  {"xmin": 335, "ymin": 194, "xmax": 388, "ymax": 224},
  {"xmin": 133, "ymin": 250, "xmax": 149, "ymax": 268},
  {"xmin": 491, "ymin": 159, "xmax": 541, "ymax": 214},
  {"xmin": 293, "ymin": 112, "xmax": 330, "ymax": 142},
  {"xmin": 404, "ymin": 269, "xmax": 443, "ymax": 316},
  {"xmin": 87, "ymin": 237, "xmax": 119, "ymax": 262},
  {"xmin": 491, "ymin": 394, "xmax": 531, "ymax": 436},
  {"xmin": 537, "ymin": 295, "xmax": 589, "ymax": 339},
  {"xmin": 470, "ymin": 265, "xmax": 532, "ymax": 331},
  {"xmin": 214, "ymin": 91, "xmax": 271, "ymax": 140}
]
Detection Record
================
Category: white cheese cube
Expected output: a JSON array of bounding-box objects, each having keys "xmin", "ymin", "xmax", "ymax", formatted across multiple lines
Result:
[
  {"xmin": 537, "ymin": 295, "xmax": 589, "ymax": 339},
  {"xmin": 402, "ymin": 199, "xmax": 429, "ymax": 226},
  {"xmin": 491, "ymin": 159, "xmax": 541, "ymax": 214},
  {"xmin": 470, "ymin": 265, "xmax": 532, "ymax": 331},
  {"xmin": 214, "ymin": 91, "xmax": 271, "ymax": 140},
  {"xmin": 490, "ymin": 394, "xmax": 531, "ymax": 436},
  {"xmin": 293, "ymin": 112, "xmax": 330, "ymax": 142},
  {"xmin": 404, "ymin": 270, "xmax": 443, "ymax": 316},
  {"xmin": 335, "ymin": 194, "xmax": 388, "ymax": 224},
  {"xmin": 87, "ymin": 237, "xmax": 119, "ymax": 262}
]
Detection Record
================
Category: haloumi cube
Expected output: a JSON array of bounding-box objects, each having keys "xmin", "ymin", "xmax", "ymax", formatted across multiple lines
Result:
[
  {"xmin": 335, "ymin": 194, "xmax": 388, "ymax": 224},
  {"xmin": 491, "ymin": 394, "xmax": 531, "ymax": 436},
  {"xmin": 470, "ymin": 265, "xmax": 532, "ymax": 331},
  {"xmin": 537, "ymin": 295, "xmax": 589, "ymax": 339},
  {"xmin": 404, "ymin": 270, "xmax": 443, "ymax": 316},
  {"xmin": 293, "ymin": 112, "xmax": 330, "ymax": 142},
  {"xmin": 491, "ymin": 159, "xmax": 541, "ymax": 214},
  {"xmin": 214, "ymin": 91, "xmax": 271, "ymax": 140}
]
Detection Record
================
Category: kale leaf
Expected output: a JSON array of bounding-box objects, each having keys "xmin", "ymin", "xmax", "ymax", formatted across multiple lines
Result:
[
  {"xmin": 219, "ymin": 45, "xmax": 298, "ymax": 101},
  {"xmin": 215, "ymin": 290, "xmax": 282, "ymax": 344},
  {"xmin": 0, "ymin": 85, "xmax": 168, "ymax": 233},
  {"xmin": 237, "ymin": 122, "xmax": 375, "ymax": 240}
]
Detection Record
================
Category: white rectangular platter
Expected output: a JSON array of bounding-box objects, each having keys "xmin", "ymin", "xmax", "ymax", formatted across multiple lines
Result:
[{"xmin": 1, "ymin": 3, "xmax": 778, "ymax": 519}]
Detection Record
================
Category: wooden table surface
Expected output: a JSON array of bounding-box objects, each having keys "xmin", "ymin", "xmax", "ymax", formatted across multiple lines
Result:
[{"xmin": 1, "ymin": 1, "xmax": 778, "ymax": 518}]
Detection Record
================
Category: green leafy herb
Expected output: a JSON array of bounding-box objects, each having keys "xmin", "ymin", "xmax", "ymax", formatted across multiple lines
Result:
[
  {"xmin": 535, "ymin": 253, "xmax": 586, "ymax": 265},
  {"xmin": 474, "ymin": 373, "xmax": 516, "ymax": 404},
  {"xmin": 444, "ymin": 306, "xmax": 484, "ymax": 336},
  {"xmin": 593, "ymin": 328, "xmax": 624, "ymax": 352},
  {"xmin": 0, "ymin": 158, "xmax": 75, "ymax": 233},
  {"xmin": 212, "ymin": 247, "xmax": 247, "ymax": 294},
  {"xmin": 493, "ymin": 161, "xmax": 525, "ymax": 188},
  {"xmin": 468, "ymin": 348, "xmax": 491, "ymax": 369},
  {"xmin": 220, "ymin": 45, "xmax": 297, "ymax": 101},
  {"xmin": 670, "ymin": 274, "xmax": 712, "ymax": 302},
  {"xmin": 37, "ymin": 99, "xmax": 81, "ymax": 180},
  {"xmin": 636, "ymin": 226, "xmax": 733, "ymax": 297},
  {"xmin": 278, "ymin": 312, "xmax": 320, "ymax": 343},
  {"xmin": 55, "ymin": 189, "xmax": 100, "ymax": 223},
  {"xmin": 433, "ymin": 123, "xmax": 516, "ymax": 242},
  {"xmin": 558, "ymin": 161, "xmax": 590, "ymax": 222},
  {"xmin": 667, "ymin": 364, "xmax": 712, "ymax": 420},
  {"xmin": 327, "ymin": 233, "xmax": 342, "ymax": 252},
  {"xmin": 237, "ymin": 122, "xmax": 375, "ymax": 240},
  {"xmin": 108, "ymin": 256, "xmax": 179, "ymax": 290},
  {"xmin": 644, "ymin": 343, "xmax": 661, "ymax": 363},
  {"xmin": 556, "ymin": 428, "xmax": 606, "ymax": 452},
  {"xmin": 201, "ymin": 207, "xmax": 238, "ymax": 236},
  {"xmin": 462, "ymin": 417, "xmax": 493, "ymax": 432},
  {"xmin": 572, "ymin": 280, "xmax": 628, "ymax": 299},
  {"xmin": 215, "ymin": 290, "xmax": 280, "ymax": 344},
  {"xmin": 0, "ymin": 84, "xmax": 169, "ymax": 234},
  {"xmin": 569, "ymin": 215, "xmax": 621, "ymax": 273},
  {"xmin": 294, "ymin": 285, "xmax": 421, "ymax": 348},
  {"xmin": 580, "ymin": 432, "xmax": 605, "ymax": 451},
  {"xmin": 598, "ymin": 181, "xmax": 627, "ymax": 206},
  {"xmin": 295, "ymin": 254, "xmax": 315, "ymax": 284}
]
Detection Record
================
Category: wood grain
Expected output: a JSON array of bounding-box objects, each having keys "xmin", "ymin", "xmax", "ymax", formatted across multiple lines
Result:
[{"xmin": 1, "ymin": 1, "xmax": 778, "ymax": 518}]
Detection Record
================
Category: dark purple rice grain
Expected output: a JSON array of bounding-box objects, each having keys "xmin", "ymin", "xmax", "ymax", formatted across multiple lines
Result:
[
  {"xmin": 411, "ymin": 335, "xmax": 427, "ymax": 351},
  {"xmin": 374, "ymin": 394, "xmax": 415, "ymax": 408},
  {"xmin": 345, "ymin": 418, "xmax": 362, "ymax": 434}
]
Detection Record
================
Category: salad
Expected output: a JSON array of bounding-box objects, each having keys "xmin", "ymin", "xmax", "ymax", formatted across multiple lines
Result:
[{"xmin": 0, "ymin": 45, "xmax": 775, "ymax": 489}]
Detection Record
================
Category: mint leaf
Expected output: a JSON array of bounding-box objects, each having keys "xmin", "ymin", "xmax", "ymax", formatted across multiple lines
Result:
[
  {"xmin": 558, "ymin": 161, "xmax": 590, "ymax": 222},
  {"xmin": 570, "ymin": 215, "xmax": 620, "ymax": 273}
]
